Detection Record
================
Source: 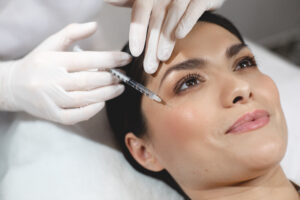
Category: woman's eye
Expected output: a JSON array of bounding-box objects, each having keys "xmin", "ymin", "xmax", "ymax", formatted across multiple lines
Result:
[
  {"xmin": 174, "ymin": 74, "xmax": 203, "ymax": 94},
  {"xmin": 235, "ymin": 56, "xmax": 257, "ymax": 71}
]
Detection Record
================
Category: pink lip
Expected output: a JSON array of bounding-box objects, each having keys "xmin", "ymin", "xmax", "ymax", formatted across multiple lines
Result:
[{"xmin": 226, "ymin": 110, "xmax": 270, "ymax": 134}]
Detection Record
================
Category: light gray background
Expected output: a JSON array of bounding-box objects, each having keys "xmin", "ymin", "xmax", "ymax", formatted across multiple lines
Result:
[{"xmin": 218, "ymin": 0, "xmax": 300, "ymax": 46}]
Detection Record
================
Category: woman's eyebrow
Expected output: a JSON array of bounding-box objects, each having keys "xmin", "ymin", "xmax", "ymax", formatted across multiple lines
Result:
[
  {"xmin": 159, "ymin": 58, "xmax": 205, "ymax": 88},
  {"xmin": 159, "ymin": 43, "xmax": 247, "ymax": 89},
  {"xmin": 226, "ymin": 43, "xmax": 247, "ymax": 58}
]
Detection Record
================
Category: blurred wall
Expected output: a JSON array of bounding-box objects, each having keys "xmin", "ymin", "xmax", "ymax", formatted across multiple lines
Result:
[
  {"xmin": 87, "ymin": 0, "xmax": 300, "ymax": 51},
  {"xmin": 217, "ymin": 0, "xmax": 300, "ymax": 45}
]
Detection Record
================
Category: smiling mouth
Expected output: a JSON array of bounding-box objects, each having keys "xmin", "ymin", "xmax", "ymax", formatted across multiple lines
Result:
[{"xmin": 226, "ymin": 110, "xmax": 270, "ymax": 134}]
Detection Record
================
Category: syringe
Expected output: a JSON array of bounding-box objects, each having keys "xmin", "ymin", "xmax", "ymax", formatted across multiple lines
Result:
[
  {"xmin": 73, "ymin": 45, "xmax": 162, "ymax": 103},
  {"xmin": 107, "ymin": 68, "xmax": 162, "ymax": 103}
]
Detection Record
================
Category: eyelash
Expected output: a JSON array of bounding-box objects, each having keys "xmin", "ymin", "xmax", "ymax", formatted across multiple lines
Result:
[
  {"xmin": 174, "ymin": 73, "xmax": 204, "ymax": 94},
  {"xmin": 234, "ymin": 56, "xmax": 257, "ymax": 71},
  {"xmin": 173, "ymin": 56, "xmax": 257, "ymax": 94}
]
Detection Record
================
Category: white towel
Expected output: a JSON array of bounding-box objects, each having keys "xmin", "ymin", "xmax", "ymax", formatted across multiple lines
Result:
[{"xmin": 0, "ymin": 41, "xmax": 299, "ymax": 200}]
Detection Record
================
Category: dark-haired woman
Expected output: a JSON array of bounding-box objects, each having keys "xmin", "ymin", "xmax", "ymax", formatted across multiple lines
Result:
[{"xmin": 107, "ymin": 12, "xmax": 300, "ymax": 199}]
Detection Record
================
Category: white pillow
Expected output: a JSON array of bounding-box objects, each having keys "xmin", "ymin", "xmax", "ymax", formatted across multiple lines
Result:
[
  {"xmin": 0, "ymin": 111, "xmax": 183, "ymax": 200},
  {"xmin": 0, "ymin": 41, "xmax": 299, "ymax": 200}
]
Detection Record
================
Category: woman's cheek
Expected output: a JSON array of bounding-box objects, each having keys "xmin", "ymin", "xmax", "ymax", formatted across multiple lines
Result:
[
  {"xmin": 254, "ymin": 74, "xmax": 281, "ymax": 108},
  {"xmin": 251, "ymin": 73, "xmax": 288, "ymax": 141},
  {"xmin": 157, "ymin": 101, "xmax": 211, "ymax": 148}
]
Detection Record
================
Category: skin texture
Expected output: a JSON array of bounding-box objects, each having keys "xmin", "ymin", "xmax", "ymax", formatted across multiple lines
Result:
[{"xmin": 125, "ymin": 22, "xmax": 300, "ymax": 199}]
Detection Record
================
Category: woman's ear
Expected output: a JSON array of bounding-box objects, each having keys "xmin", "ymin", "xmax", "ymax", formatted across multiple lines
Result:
[{"xmin": 125, "ymin": 132, "xmax": 163, "ymax": 172}]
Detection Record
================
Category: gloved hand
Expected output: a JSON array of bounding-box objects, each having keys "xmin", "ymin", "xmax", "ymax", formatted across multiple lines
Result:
[
  {"xmin": 0, "ymin": 22, "xmax": 131, "ymax": 125},
  {"xmin": 105, "ymin": 0, "xmax": 225, "ymax": 74}
]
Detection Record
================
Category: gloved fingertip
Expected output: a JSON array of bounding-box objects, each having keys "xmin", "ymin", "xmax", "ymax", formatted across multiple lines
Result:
[
  {"xmin": 119, "ymin": 53, "xmax": 132, "ymax": 66},
  {"xmin": 175, "ymin": 27, "xmax": 187, "ymax": 39},
  {"xmin": 114, "ymin": 84, "xmax": 125, "ymax": 96},
  {"xmin": 157, "ymin": 35, "xmax": 175, "ymax": 61},
  {"xmin": 101, "ymin": 84, "xmax": 125, "ymax": 101},
  {"xmin": 144, "ymin": 60, "xmax": 159, "ymax": 74},
  {"xmin": 129, "ymin": 38, "xmax": 143, "ymax": 57},
  {"xmin": 175, "ymin": 22, "xmax": 190, "ymax": 39},
  {"xmin": 117, "ymin": 84, "xmax": 125, "ymax": 91},
  {"xmin": 157, "ymin": 45, "xmax": 173, "ymax": 61},
  {"xmin": 84, "ymin": 21, "xmax": 98, "ymax": 28},
  {"xmin": 129, "ymin": 23, "xmax": 147, "ymax": 57},
  {"xmin": 111, "ymin": 83, "xmax": 124, "ymax": 91},
  {"xmin": 60, "ymin": 21, "xmax": 98, "ymax": 46},
  {"xmin": 84, "ymin": 102, "xmax": 105, "ymax": 119},
  {"xmin": 122, "ymin": 52, "xmax": 132, "ymax": 60},
  {"xmin": 79, "ymin": 22, "xmax": 98, "ymax": 33}
]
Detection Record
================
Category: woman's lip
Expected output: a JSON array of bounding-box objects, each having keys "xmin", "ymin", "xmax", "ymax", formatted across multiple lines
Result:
[{"xmin": 226, "ymin": 110, "xmax": 270, "ymax": 134}]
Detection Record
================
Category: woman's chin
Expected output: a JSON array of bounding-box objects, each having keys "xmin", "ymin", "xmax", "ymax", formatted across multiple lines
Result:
[{"xmin": 242, "ymin": 134, "xmax": 287, "ymax": 171}]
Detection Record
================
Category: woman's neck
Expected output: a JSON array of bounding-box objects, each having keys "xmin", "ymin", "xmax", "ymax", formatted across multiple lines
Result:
[{"xmin": 186, "ymin": 165, "xmax": 300, "ymax": 200}]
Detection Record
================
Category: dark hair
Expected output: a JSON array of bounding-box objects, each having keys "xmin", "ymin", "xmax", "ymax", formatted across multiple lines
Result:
[{"xmin": 106, "ymin": 12, "xmax": 244, "ymax": 199}]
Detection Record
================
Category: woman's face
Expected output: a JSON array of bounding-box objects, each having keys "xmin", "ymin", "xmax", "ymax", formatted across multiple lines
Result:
[{"xmin": 133, "ymin": 22, "xmax": 287, "ymax": 190}]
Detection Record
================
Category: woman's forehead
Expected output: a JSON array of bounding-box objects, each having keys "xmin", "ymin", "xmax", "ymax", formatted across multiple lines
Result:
[{"xmin": 147, "ymin": 22, "xmax": 243, "ymax": 85}]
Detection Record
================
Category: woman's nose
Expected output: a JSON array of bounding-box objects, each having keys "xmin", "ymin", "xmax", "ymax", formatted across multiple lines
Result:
[{"xmin": 220, "ymin": 75, "xmax": 252, "ymax": 108}]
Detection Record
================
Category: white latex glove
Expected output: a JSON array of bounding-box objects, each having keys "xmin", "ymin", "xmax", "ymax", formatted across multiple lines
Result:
[
  {"xmin": 105, "ymin": 0, "xmax": 225, "ymax": 74},
  {"xmin": 0, "ymin": 22, "xmax": 132, "ymax": 125}
]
